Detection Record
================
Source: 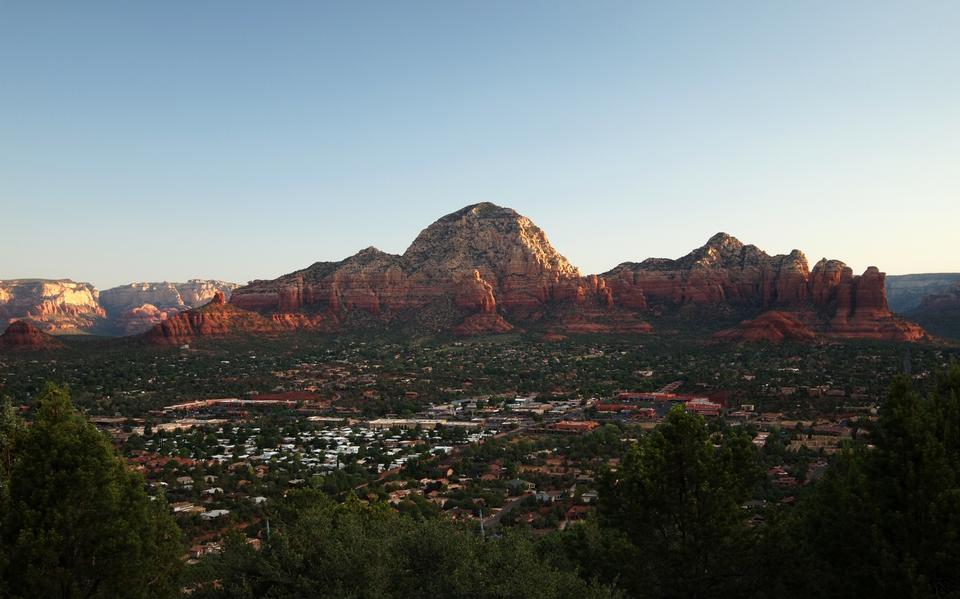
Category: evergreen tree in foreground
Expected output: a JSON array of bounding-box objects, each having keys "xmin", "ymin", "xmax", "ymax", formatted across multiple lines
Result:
[
  {"xmin": 594, "ymin": 405, "xmax": 762, "ymax": 598},
  {"xmin": 188, "ymin": 489, "xmax": 618, "ymax": 599},
  {"xmin": 0, "ymin": 383, "xmax": 183, "ymax": 599},
  {"xmin": 778, "ymin": 365, "xmax": 960, "ymax": 599}
]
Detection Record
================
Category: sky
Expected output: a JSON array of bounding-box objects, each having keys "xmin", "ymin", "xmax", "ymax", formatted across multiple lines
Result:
[{"xmin": 1, "ymin": 1, "xmax": 958, "ymax": 289}]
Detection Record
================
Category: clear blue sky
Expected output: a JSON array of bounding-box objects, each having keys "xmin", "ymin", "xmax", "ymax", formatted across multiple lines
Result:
[{"xmin": 2, "ymin": 1, "xmax": 958, "ymax": 288}]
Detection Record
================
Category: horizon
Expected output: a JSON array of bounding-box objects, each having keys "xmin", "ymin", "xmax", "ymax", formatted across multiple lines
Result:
[
  {"xmin": 3, "ymin": 2, "xmax": 959, "ymax": 288},
  {"xmin": 0, "ymin": 200, "xmax": 955, "ymax": 290}
]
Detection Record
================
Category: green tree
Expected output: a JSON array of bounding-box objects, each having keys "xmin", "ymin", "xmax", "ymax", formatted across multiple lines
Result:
[
  {"xmin": 0, "ymin": 395, "xmax": 24, "ymax": 491},
  {"xmin": 779, "ymin": 366, "xmax": 960, "ymax": 598},
  {"xmin": 190, "ymin": 489, "xmax": 617, "ymax": 599},
  {"xmin": 0, "ymin": 383, "xmax": 183, "ymax": 598},
  {"xmin": 596, "ymin": 405, "xmax": 761, "ymax": 598},
  {"xmin": 0, "ymin": 395, "xmax": 25, "ymax": 597}
]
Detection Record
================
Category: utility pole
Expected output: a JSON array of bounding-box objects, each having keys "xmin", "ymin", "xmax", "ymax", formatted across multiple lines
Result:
[{"xmin": 479, "ymin": 508, "xmax": 485, "ymax": 540}]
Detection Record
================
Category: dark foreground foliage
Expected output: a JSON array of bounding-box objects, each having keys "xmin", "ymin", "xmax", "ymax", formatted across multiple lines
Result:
[
  {"xmin": 187, "ymin": 490, "xmax": 617, "ymax": 599},
  {"xmin": 0, "ymin": 384, "xmax": 183, "ymax": 599}
]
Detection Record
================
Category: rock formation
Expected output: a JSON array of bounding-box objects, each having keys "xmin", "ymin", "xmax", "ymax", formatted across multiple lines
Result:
[
  {"xmin": 226, "ymin": 206, "xmax": 924, "ymax": 342},
  {"xmin": 231, "ymin": 203, "xmax": 623, "ymax": 336},
  {"xmin": 0, "ymin": 279, "xmax": 105, "ymax": 334},
  {"xmin": 100, "ymin": 280, "xmax": 239, "ymax": 335},
  {"xmin": 605, "ymin": 233, "xmax": 811, "ymax": 311},
  {"xmin": 114, "ymin": 304, "xmax": 171, "ymax": 337},
  {"xmin": 714, "ymin": 311, "xmax": 816, "ymax": 344},
  {"xmin": 0, "ymin": 278, "xmax": 240, "ymax": 336},
  {"xmin": 5, "ymin": 204, "xmax": 926, "ymax": 343},
  {"xmin": 607, "ymin": 233, "xmax": 925, "ymax": 342},
  {"xmin": 0, "ymin": 320, "xmax": 64, "ymax": 350},
  {"xmin": 142, "ymin": 291, "xmax": 281, "ymax": 344}
]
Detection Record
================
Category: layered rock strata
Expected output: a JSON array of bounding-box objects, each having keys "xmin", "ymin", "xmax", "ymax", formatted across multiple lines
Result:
[
  {"xmin": 142, "ymin": 291, "xmax": 281, "ymax": 344},
  {"xmin": 0, "ymin": 279, "xmax": 105, "ymax": 334}
]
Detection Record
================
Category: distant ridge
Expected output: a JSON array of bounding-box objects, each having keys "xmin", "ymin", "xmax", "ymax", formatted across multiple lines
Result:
[
  {"xmin": 2, "ymin": 204, "xmax": 931, "ymax": 343},
  {"xmin": 0, "ymin": 279, "xmax": 238, "ymax": 336}
]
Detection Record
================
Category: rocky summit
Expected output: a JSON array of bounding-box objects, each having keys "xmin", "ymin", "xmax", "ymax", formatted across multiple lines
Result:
[
  {"xmin": 224, "ymin": 203, "xmax": 925, "ymax": 343},
  {"xmin": 606, "ymin": 235, "xmax": 926, "ymax": 343},
  {"xmin": 230, "ymin": 203, "xmax": 617, "ymax": 335}
]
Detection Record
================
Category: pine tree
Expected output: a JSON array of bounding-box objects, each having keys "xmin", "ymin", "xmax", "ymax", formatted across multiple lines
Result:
[
  {"xmin": 0, "ymin": 383, "xmax": 183, "ymax": 598},
  {"xmin": 597, "ymin": 405, "xmax": 761, "ymax": 598}
]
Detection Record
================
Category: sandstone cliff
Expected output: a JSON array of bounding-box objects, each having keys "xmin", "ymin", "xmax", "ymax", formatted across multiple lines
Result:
[
  {"xmin": 100, "ymin": 280, "xmax": 239, "ymax": 335},
  {"xmin": 604, "ymin": 233, "xmax": 810, "ymax": 311},
  {"xmin": 226, "ymin": 207, "xmax": 924, "ymax": 342},
  {"xmin": 0, "ymin": 278, "xmax": 241, "ymax": 336},
  {"xmin": 231, "ymin": 203, "xmax": 622, "ymax": 336},
  {"xmin": 886, "ymin": 273, "xmax": 960, "ymax": 313},
  {"xmin": 607, "ymin": 234, "xmax": 925, "ymax": 342},
  {"xmin": 0, "ymin": 279, "xmax": 105, "ymax": 334}
]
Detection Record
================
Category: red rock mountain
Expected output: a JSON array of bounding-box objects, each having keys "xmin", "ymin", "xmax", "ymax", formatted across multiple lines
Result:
[
  {"xmin": 604, "ymin": 232, "xmax": 925, "ymax": 342},
  {"xmin": 231, "ymin": 203, "xmax": 620, "ymax": 335},
  {"xmin": 142, "ymin": 291, "xmax": 281, "ymax": 344},
  {"xmin": 0, "ymin": 320, "xmax": 64, "ymax": 350},
  {"xmin": 167, "ymin": 203, "xmax": 925, "ymax": 342}
]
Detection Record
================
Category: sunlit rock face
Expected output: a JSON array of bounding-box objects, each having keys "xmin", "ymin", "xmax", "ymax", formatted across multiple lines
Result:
[
  {"xmin": 604, "ymin": 233, "xmax": 811, "ymax": 311},
  {"xmin": 100, "ymin": 280, "xmax": 239, "ymax": 335},
  {"xmin": 0, "ymin": 279, "xmax": 105, "ymax": 334},
  {"xmin": 224, "ymin": 204, "xmax": 926, "ymax": 341},
  {"xmin": 230, "ymin": 203, "xmax": 625, "ymax": 335}
]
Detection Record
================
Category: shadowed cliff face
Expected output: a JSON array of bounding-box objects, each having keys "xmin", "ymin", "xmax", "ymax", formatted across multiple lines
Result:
[
  {"xmin": 225, "ymin": 204, "xmax": 925, "ymax": 342},
  {"xmin": 905, "ymin": 282, "xmax": 960, "ymax": 340},
  {"xmin": 886, "ymin": 273, "xmax": 960, "ymax": 313},
  {"xmin": 142, "ymin": 291, "xmax": 282, "ymax": 344}
]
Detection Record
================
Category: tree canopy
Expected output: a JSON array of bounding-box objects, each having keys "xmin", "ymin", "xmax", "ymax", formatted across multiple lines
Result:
[
  {"xmin": 774, "ymin": 366, "xmax": 960, "ymax": 598},
  {"xmin": 589, "ymin": 405, "xmax": 761, "ymax": 598},
  {"xmin": 189, "ymin": 489, "xmax": 617, "ymax": 599},
  {"xmin": 0, "ymin": 383, "xmax": 183, "ymax": 599}
]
